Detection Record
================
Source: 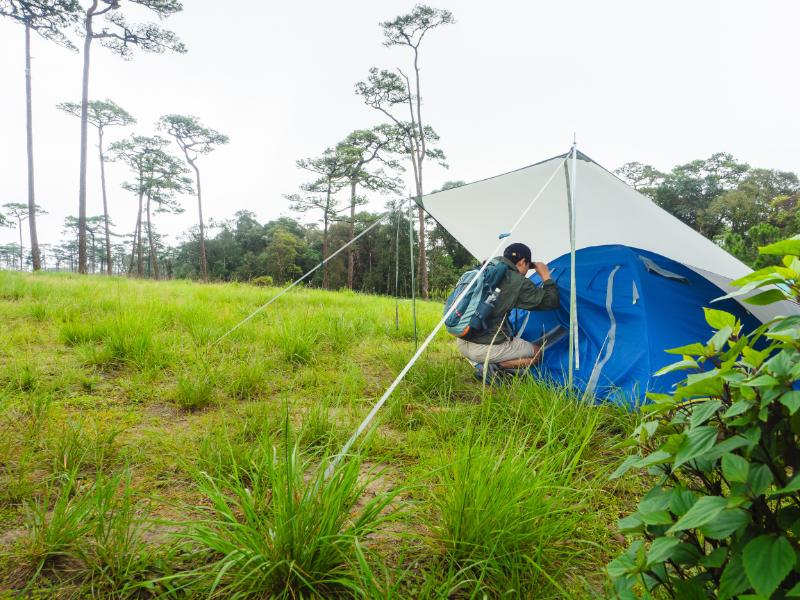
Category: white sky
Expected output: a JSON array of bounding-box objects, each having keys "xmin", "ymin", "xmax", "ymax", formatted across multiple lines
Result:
[{"xmin": 1, "ymin": 0, "xmax": 798, "ymax": 249}]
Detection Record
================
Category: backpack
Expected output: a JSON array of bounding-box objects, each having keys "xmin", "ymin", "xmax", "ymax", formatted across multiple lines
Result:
[{"xmin": 443, "ymin": 259, "xmax": 511, "ymax": 338}]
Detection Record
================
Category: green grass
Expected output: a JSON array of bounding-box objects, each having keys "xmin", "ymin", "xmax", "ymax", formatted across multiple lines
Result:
[{"xmin": 0, "ymin": 270, "xmax": 639, "ymax": 597}]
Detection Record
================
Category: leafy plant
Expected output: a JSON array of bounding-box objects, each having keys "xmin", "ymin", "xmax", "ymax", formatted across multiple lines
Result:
[{"xmin": 609, "ymin": 236, "xmax": 800, "ymax": 598}]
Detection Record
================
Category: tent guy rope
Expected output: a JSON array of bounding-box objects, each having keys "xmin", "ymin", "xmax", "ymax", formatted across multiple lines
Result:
[
  {"xmin": 210, "ymin": 209, "xmax": 392, "ymax": 347},
  {"xmin": 326, "ymin": 155, "xmax": 568, "ymax": 477}
]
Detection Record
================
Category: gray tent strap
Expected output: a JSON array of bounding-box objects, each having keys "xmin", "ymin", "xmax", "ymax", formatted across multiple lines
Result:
[{"xmin": 585, "ymin": 265, "xmax": 622, "ymax": 397}]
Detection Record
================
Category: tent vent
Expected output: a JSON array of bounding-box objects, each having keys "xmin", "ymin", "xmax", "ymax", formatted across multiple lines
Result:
[
  {"xmin": 639, "ymin": 256, "xmax": 689, "ymax": 284},
  {"xmin": 632, "ymin": 281, "xmax": 639, "ymax": 304}
]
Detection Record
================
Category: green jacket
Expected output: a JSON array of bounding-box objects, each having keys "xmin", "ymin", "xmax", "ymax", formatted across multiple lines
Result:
[{"xmin": 465, "ymin": 256, "xmax": 560, "ymax": 344}]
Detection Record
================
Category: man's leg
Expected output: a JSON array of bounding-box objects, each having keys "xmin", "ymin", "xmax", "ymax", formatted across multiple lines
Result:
[{"xmin": 498, "ymin": 343, "xmax": 541, "ymax": 369}]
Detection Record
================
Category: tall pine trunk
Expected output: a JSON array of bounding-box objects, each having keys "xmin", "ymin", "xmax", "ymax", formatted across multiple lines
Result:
[
  {"xmin": 146, "ymin": 191, "xmax": 159, "ymax": 279},
  {"xmin": 98, "ymin": 128, "xmax": 112, "ymax": 275},
  {"xmin": 77, "ymin": 2, "xmax": 98, "ymax": 274},
  {"xmin": 188, "ymin": 159, "xmax": 208, "ymax": 282},
  {"xmin": 129, "ymin": 184, "xmax": 144, "ymax": 277},
  {"xmin": 24, "ymin": 22, "xmax": 41, "ymax": 271},
  {"xmin": 17, "ymin": 218, "xmax": 24, "ymax": 271},
  {"xmin": 322, "ymin": 209, "xmax": 329, "ymax": 290},
  {"xmin": 413, "ymin": 50, "xmax": 429, "ymax": 300},
  {"xmin": 347, "ymin": 179, "xmax": 356, "ymax": 289},
  {"xmin": 128, "ymin": 213, "xmax": 139, "ymax": 275}
]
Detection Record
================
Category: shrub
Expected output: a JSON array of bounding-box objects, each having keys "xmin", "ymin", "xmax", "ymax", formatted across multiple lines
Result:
[
  {"xmin": 250, "ymin": 275, "xmax": 274, "ymax": 287},
  {"xmin": 609, "ymin": 236, "xmax": 800, "ymax": 598}
]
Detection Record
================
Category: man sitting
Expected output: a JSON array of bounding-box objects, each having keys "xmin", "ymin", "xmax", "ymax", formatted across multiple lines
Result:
[{"xmin": 455, "ymin": 243, "xmax": 560, "ymax": 378}]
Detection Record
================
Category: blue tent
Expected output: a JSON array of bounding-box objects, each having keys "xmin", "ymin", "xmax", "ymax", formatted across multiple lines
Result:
[
  {"xmin": 508, "ymin": 245, "xmax": 763, "ymax": 409},
  {"xmin": 418, "ymin": 150, "xmax": 792, "ymax": 408}
]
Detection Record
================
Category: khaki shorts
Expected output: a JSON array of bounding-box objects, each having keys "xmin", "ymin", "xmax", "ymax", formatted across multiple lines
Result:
[{"xmin": 456, "ymin": 337, "xmax": 537, "ymax": 364}]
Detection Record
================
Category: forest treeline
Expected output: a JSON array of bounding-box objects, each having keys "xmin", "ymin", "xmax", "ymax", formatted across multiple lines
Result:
[{"xmin": 2, "ymin": 149, "xmax": 797, "ymax": 299}]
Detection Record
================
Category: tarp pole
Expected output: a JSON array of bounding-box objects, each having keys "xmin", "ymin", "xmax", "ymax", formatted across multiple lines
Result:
[{"xmin": 567, "ymin": 142, "xmax": 579, "ymax": 388}]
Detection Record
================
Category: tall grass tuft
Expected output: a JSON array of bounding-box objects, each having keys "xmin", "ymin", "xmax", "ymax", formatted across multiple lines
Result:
[
  {"xmin": 17, "ymin": 468, "xmax": 96, "ymax": 585},
  {"xmin": 172, "ymin": 372, "xmax": 215, "ymax": 412},
  {"xmin": 429, "ymin": 388, "xmax": 610, "ymax": 597},
  {"xmin": 273, "ymin": 324, "xmax": 318, "ymax": 365},
  {"xmin": 176, "ymin": 442, "xmax": 397, "ymax": 598},
  {"xmin": 2, "ymin": 360, "xmax": 40, "ymax": 393},
  {"xmin": 226, "ymin": 357, "xmax": 270, "ymax": 400},
  {"xmin": 80, "ymin": 470, "xmax": 163, "ymax": 598}
]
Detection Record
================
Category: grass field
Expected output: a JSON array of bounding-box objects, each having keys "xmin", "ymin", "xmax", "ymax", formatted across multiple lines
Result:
[{"xmin": 0, "ymin": 271, "xmax": 641, "ymax": 598}]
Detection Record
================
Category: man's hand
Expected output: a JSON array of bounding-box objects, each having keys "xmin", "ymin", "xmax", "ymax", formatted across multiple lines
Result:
[{"xmin": 533, "ymin": 261, "xmax": 551, "ymax": 281}]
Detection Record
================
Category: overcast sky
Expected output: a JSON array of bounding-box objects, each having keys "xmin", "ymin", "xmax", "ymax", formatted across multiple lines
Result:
[{"xmin": 1, "ymin": 0, "xmax": 798, "ymax": 250}]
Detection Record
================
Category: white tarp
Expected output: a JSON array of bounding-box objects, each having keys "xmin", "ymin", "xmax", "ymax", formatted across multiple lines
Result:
[{"xmin": 419, "ymin": 151, "xmax": 794, "ymax": 324}]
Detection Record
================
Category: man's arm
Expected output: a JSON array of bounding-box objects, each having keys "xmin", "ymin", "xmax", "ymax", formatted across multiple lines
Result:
[{"xmin": 515, "ymin": 262, "xmax": 560, "ymax": 311}]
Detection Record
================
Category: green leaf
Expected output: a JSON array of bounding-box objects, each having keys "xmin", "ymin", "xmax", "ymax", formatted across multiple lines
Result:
[
  {"xmin": 668, "ymin": 496, "xmax": 727, "ymax": 533},
  {"xmin": 719, "ymin": 553, "xmax": 750, "ymax": 600},
  {"xmin": 742, "ymin": 374, "xmax": 780, "ymax": 387},
  {"xmin": 787, "ymin": 581, "xmax": 800, "ymax": 597},
  {"xmin": 670, "ymin": 487, "xmax": 697, "ymax": 516},
  {"xmin": 742, "ymin": 346, "xmax": 770, "ymax": 369},
  {"xmin": 705, "ymin": 307, "xmax": 737, "ymax": 330},
  {"xmin": 674, "ymin": 577, "xmax": 709, "ymax": 600},
  {"xmin": 690, "ymin": 399, "xmax": 721, "ymax": 428},
  {"xmin": 698, "ymin": 507, "xmax": 750, "ymax": 539},
  {"xmin": 742, "ymin": 535, "xmax": 795, "ymax": 597},
  {"xmin": 611, "ymin": 455, "xmax": 640, "ymax": 479},
  {"xmin": 709, "ymin": 325, "xmax": 734, "ymax": 351},
  {"xmin": 759, "ymin": 236, "xmax": 800, "ymax": 256},
  {"xmin": 671, "ymin": 542, "xmax": 703, "ymax": 566},
  {"xmin": 676, "ymin": 369, "xmax": 724, "ymax": 399},
  {"xmin": 767, "ymin": 317, "xmax": 800, "ymax": 342},
  {"xmin": 780, "ymin": 391, "xmax": 800, "ymax": 414},
  {"xmin": 644, "ymin": 391, "xmax": 675, "ymax": 405},
  {"xmin": 646, "ymin": 536, "xmax": 680, "ymax": 566},
  {"xmin": 634, "ymin": 420, "xmax": 659, "ymax": 442},
  {"xmin": 608, "ymin": 540, "xmax": 644, "ymax": 578},
  {"xmin": 618, "ymin": 514, "xmax": 645, "ymax": 534},
  {"xmin": 655, "ymin": 358, "xmax": 699, "ymax": 376},
  {"xmin": 722, "ymin": 453, "xmax": 750, "ymax": 483},
  {"xmin": 747, "ymin": 464, "xmax": 774, "ymax": 496},
  {"xmin": 724, "ymin": 399, "xmax": 754, "ymax": 419},
  {"xmin": 770, "ymin": 474, "xmax": 800, "ymax": 496},
  {"xmin": 699, "ymin": 546, "xmax": 727, "ymax": 568},
  {"xmin": 637, "ymin": 450, "xmax": 672, "ymax": 469},
  {"xmin": 745, "ymin": 289, "xmax": 789, "ymax": 305},
  {"xmin": 731, "ymin": 265, "xmax": 785, "ymax": 286},
  {"xmin": 766, "ymin": 351, "xmax": 795, "ymax": 379},
  {"xmin": 666, "ymin": 342, "xmax": 707, "ymax": 356},
  {"xmin": 673, "ymin": 426, "xmax": 718, "ymax": 468}
]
